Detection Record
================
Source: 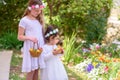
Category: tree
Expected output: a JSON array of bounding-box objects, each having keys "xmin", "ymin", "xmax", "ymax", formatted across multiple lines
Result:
[
  {"xmin": 0, "ymin": 0, "xmax": 28, "ymax": 34},
  {"xmin": 43, "ymin": 0, "xmax": 112, "ymax": 44}
]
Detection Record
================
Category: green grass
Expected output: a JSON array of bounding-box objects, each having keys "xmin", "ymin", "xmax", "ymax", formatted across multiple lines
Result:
[
  {"xmin": 10, "ymin": 74, "xmax": 25, "ymax": 80},
  {"xmin": 9, "ymin": 50, "xmax": 82, "ymax": 80},
  {"xmin": 10, "ymin": 51, "xmax": 22, "ymax": 66},
  {"xmin": 65, "ymin": 65, "xmax": 83, "ymax": 80},
  {"xmin": 9, "ymin": 50, "xmax": 25, "ymax": 80}
]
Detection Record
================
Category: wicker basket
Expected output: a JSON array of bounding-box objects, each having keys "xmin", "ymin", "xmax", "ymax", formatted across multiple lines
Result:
[{"xmin": 29, "ymin": 42, "xmax": 42, "ymax": 57}]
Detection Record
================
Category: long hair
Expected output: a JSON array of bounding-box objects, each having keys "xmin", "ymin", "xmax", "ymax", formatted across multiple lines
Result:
[{"xmin": 22, "ymin": 0, "xmax": 45, "ymax": 27}]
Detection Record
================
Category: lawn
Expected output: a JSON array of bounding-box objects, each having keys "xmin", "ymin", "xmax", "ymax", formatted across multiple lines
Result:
[{"xmin": 9, "ymin": 50, "xmax": 82, "ymax": 80}]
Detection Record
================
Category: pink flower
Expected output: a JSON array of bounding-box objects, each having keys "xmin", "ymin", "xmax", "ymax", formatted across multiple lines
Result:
[
  {"xmin": 96, "ymin": 45, "xmax": 100, "ymax": 49},
  {"xmin": 31, "ymin": 5, "xmax": 35, "ymax": 8},
  {"xmin": 104, "ymin": 66, "xmax": 109, "ymax": 73},
  {"xmin": 40, "ymin": 5, "xmax": 44, "ymax": 9}
]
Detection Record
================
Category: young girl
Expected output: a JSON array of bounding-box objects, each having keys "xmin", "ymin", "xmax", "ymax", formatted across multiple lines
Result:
[
  {"xmin": 17, "ymin": 0, "xmax": 45, "ymax": 80},
  {"xmin": 40, "ymin": 26, "xmax": 68, "ymax": 80}
]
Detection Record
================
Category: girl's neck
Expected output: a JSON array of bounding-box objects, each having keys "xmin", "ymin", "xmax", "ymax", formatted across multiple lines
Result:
[{"xmin": 27, "ymin": 14, "xmax": 36, "ymax": 20}]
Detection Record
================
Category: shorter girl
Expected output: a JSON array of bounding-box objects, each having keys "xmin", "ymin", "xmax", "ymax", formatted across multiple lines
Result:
[{"xmin": 40, "ymin": 26, "xmax": 68, "ymax": 80}]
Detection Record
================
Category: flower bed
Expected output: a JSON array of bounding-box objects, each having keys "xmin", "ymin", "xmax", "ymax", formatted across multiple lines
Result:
[
  {"xmin": 73, "ymin": 58, "xmax": 120, "ymax": 80},
  {"xmin": 72, "ymin": 43, "xmax": 120, "ymax": 80}
]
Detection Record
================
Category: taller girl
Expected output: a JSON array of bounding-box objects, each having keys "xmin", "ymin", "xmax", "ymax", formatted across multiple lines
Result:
[{"xmin": 17, "ymin": 0, "xmax": 45, "ymax": 80}]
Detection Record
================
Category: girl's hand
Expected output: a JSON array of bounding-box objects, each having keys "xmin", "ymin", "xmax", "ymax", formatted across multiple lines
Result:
[
  {"xmin": 54, "ymin": 46, "xmax": 64, "ymax": 54},
  {"xmin": 28, "ymin": 36, "xmax": 38, "ymax": 43},
  {"xmin": 53, "ymin": 49, "xmax": 62, "ymax": 55},
  {"xmin": 53, "ymin": 50, "xmax": 57, "ymax": 55}
]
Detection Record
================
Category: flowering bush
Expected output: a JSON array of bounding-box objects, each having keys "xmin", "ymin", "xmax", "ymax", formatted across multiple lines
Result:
[
  {"xmin": 72, "ymin": 43, "xmax": 120, "ymax": 80},
  {"xmin": 74, "ymin": 58, "xmax": 120, "ymax": 80}
]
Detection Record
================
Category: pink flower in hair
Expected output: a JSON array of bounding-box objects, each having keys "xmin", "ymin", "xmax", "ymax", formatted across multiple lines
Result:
[
  {"xmin": 40, "ymin": 5, "xmax": 44, "ymax": 9},
  {"xmin": 40, "ymin": 3, "xmax": 46, "ymax": 9},
  {"xmin": 31, "ymin": 5, "xmax": 35, "ymax": 9},
  {"xmin": 28, "ymin": 3, "xmax": 46, "ymax": 10}
]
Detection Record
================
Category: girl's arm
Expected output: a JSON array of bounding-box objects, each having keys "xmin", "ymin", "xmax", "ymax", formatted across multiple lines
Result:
[
  {"xmin": 17, "ymin": 27, "xmax": 38, "ymax": 42},
  {"xmin": 18, "ymin": 27, "xmax": 28, "ymax": 41},
  {"xmin": 43, "ymin": 49, "xmax": 62, "ymax": 61}
]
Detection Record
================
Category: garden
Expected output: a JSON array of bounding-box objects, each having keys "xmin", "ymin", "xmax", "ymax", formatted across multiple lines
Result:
[{"xmin": 1, "ymin": 0, "xmax": 120, "ymax": 80}]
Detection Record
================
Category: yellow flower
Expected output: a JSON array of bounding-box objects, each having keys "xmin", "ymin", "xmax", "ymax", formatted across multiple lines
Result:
[{"xmin": 92, "ymin": 62, "xmax": 97, "ymax": 67}]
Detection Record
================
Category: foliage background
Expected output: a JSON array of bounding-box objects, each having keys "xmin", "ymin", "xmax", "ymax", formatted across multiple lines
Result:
[
  {"xmin": 44, "ymin": 0, "xmax": 112, "ymax": 44},
  {"xmin": 0, "ymin": 0, "xmax": 112, "ymax": 49}
]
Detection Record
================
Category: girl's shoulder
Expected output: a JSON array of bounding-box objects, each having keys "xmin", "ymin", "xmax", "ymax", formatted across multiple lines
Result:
[
  {"xmin": 19, "ymin": 16, "xmax": 28, "ymax": 23},
  {"xmin": 20, "ymin": 16, "xmax": 27, "ymax": 21},
  {"xmin": 42, "ymin": 44, "xmax": 57, "ymax": 49},
  {"xmin": 42, "ymin": 44, "xmax": 50, "ymax": 48}
]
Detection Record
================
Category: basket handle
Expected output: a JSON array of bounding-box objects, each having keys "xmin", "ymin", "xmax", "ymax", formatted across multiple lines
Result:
[{"xmin": 33, "ymin": 42, "xmax": 39, "ymax": 49}]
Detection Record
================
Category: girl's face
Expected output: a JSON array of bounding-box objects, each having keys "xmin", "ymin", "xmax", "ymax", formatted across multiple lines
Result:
[
  {"xmin": 30, "ymin": 8, "xmax": 42, "ymax": 17},
  {"xmin": 49, "ymin": 35, "xmax": 60, "ymax": 45}
]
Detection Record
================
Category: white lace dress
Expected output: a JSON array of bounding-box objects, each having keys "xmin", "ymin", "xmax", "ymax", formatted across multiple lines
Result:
[
  {"xmin": 19, "ymin": 16, "xmax": 45, "ymax": 72},
  {"xmin": 40, "ymin": 44, "xmax": 68, "ymax": 80}
]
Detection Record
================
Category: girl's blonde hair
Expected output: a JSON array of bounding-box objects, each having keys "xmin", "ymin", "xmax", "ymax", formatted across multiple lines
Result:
[{"xmin": 23, "ymin": 0, "xmax": 45, "ymax": 27}]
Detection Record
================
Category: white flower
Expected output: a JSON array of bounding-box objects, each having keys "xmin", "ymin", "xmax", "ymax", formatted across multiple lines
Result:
[
  {"xmin": 50, "ymin": 31, "xmax": 53, "ymax": 34},
  {"xmin": 35, "ymin": 4, "xmax": 39, "ymax": 8},
  {"xmin": 53, "ymin": 30, "xmax": 56, "ymax": 33},
  {"xmin": 28, "ymin": 7, "xmax": 31, "ymax": 10},
  {"xmin": 81, "ymin": 40, "xmax": 86, "ymax": 43},
  {"xmin": 45, "ymin": 28, "xmax": 59, "ymax": 38},
  {"xmin": 42, "ymin": 3, "xmax": 46, "ymax": 7},
  {"xmin": 55, "ymin": 29, "xmax": 59, "ymax": 32},
  {"xmin": 45, "ymin": 33, "xmax": 50, "ymax": 37}
]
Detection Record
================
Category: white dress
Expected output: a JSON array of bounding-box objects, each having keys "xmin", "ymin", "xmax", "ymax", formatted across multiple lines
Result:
[
  {"xmin": 19, "ymin": 16, "xmax": 45, "ymax": 72},
  {"xmin": 40, "ymin": 44, "xmax": 68, "ymax": 80}
]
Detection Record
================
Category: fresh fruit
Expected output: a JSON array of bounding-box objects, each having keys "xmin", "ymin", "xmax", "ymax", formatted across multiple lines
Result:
[
  {"xmin": 29, "ymin": 48, "xmax": 43, "ymax": 57},
  {"xmin": 29, "ymin": 48, "xmax": 34, "ymax": 54},
  {"xmin": 29, "ymin": 48, "xmax": 33, "ymax": 52},
  {"xmin": 36, "ymin": 49, "xmax": 42, "ymax": 54},
  {"xmin": 54, "ymin": 45, "xmax": 64, "ymax": 54}
]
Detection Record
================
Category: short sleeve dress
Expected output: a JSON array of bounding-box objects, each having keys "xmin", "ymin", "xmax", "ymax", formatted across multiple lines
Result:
[
  {"xmin": 40, "ymin": 44, "xmax": 68, "ymax": 80},
  {"xmin": 19, "ymin": 16, "xmax": 45, "ymax": 72}
]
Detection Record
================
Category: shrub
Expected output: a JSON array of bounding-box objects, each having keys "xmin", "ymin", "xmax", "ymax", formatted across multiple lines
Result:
[{"xmin": 0, "ymin": 32, "xmax": 22, "ymax": 49}]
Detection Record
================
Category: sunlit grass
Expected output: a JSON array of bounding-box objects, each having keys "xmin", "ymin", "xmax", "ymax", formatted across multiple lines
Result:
[
  {"xmin": 9, "ymin": 50, "xmax": 25, "ymax": 80},
  {"xmin": 65, "ymin": 65, "xmax": 83, "ymax": 80},
  {"xmin": 9, "ymin": 50, "xmax": 82, "ymax": 80}
]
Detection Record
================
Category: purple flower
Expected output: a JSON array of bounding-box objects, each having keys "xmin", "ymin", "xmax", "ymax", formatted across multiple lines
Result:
[
  {"xmin": 86, "ymin": 64, "xmax": 94, "ymax": 72},
  {"xmin": 82, "ymin": 48, "xmax": 90, "ymax": 53}
]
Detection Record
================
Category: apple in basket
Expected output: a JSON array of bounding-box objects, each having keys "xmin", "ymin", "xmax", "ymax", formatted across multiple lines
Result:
[
  {"xmin": 29, "ymin": 48, "xmax": 43, "ymax": 54},
  {"xmin": 38, "ymin": 47, "xmax": 43, "ymax": 53},
  {"xmin": 29, "ymin": 48, "xmax": 34, "ymax": 54},
  {"xmin": 29, "ymin": 48, "xmax": 43, "ymax": 57}
]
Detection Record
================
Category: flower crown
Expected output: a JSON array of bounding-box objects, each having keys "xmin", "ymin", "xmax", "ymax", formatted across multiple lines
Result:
[
  {"xmin": 28, "ymin": 4, "xmax": 45, "ymax": 10},
  {"xmin": 45, "ymin": 29, "xmax": 59, "ymax": 38}
]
